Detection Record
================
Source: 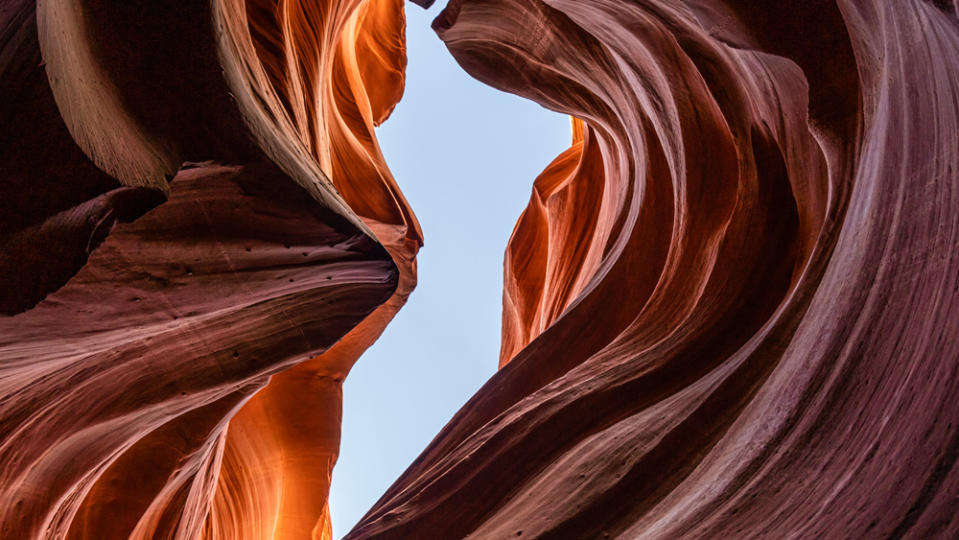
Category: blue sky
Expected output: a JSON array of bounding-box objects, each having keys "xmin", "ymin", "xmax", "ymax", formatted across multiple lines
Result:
[{"xmin": 328, "ymin": 3, "xmax": 569, "ymax": 538}]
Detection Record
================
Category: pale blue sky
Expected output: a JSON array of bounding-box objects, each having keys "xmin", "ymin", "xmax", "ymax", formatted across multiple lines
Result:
[{"xmin": 328, "ymin": 3, "xmax": 569, "ymax": 538}]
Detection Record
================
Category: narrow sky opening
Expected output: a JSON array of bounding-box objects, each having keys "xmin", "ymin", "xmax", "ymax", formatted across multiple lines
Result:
[{"xmin": 329, "ymin": 3, "xmax": 570, "ymax": 538}]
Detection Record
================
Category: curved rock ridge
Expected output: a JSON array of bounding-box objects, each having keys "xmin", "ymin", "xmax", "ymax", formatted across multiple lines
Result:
[
  {"xmin": 1, "ymin": 0, "xmax": 418, "ymax": 538},
  {"xmin": 349, "ymin": 0, "xmax": 959, "ymax": 538}
]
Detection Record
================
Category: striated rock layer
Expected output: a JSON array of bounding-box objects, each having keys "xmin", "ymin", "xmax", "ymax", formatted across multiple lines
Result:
[
  {"xmin": 4, "ymin": 0, "xmax": 959, "ymax": 537},
  {"xmin": 349, "ymin": 0, "xmax": 959, "ymax": 538},
  {"xmin": 1, "ymin": 0, "xmax": 418, "ymax": 538}
]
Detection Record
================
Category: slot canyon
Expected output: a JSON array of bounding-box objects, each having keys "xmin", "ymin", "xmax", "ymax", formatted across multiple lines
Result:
[{"xmin": 1, "ymin": 0, "xmax": 959, "ymax": 538}]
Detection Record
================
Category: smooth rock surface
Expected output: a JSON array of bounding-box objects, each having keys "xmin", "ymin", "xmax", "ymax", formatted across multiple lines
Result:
[
  {"xmin": 1, "ymin": 0, "xmax": 418, "ymax": 538},
  {"xmin": 348, "ymin": 1, "xmax": 959, "ymax": 538},
  {"xmin": 4, "ymin": 0, "xmax": 959, "ymax": 538}
]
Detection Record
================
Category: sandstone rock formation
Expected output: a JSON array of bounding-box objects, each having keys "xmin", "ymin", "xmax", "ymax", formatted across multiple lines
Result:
[
  {"xmin": 348, "ymin": 0, "xmax": 959, "ymax": 538},
  {"xmin": 1, "ymin": 0, "xmax": 418, "ymax": 538},
  {"xmin": 4, "ymin": 0, "xmax": 959, "ymax": 538}
]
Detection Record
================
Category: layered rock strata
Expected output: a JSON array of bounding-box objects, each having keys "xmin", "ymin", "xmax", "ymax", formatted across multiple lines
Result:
[
  {"xmin": 4, "ymin": 0, "xmax": 959, "ymax": 538},
  {"xmin": 349, "ymin": 1, "xmax": 959, "ymax": 538},
  {"xmin": 0, "ymin": 0, "xmax": 419, "ymax": 538}
]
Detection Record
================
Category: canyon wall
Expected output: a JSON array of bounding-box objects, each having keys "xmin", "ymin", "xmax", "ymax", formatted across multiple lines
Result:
[
  {"xmin": 349, "ymin": 0, "xmax": 959, "ymax": 538},
  {"xmin": 3, "ymin": 0, "xmax": 959, "ymax": 538},
  {"xmin": 0, "ymin": 0, "xmax": 418, "ymax": 538}
]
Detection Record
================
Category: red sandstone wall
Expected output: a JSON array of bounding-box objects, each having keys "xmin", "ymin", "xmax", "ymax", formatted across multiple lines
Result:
[
  {"xmin": 3, "ymin": 0, "xmax": 959, "ymax": 538},
  {"xmin": 349, "ymin": 1, "xmax": 959, "ymax": 538},
  {"xmin": 0, "ymin": 0, "xmax": 417, "ymax": 537}
]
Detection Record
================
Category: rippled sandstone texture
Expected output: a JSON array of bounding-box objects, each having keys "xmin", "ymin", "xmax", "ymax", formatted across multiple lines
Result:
[
  {"xmin": 4, "ymin": 0, "xmax": 959, "ymax": 538},
  {"xmin": 0, "ymin": 0, "xmax": 419, "ymax": 538},
  {"xmin": 348, "ymin": 0, "xmax": 959, "ymax": 538}
]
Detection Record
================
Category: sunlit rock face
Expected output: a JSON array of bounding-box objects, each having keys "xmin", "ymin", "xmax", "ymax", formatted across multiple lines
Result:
[
  {"xmin": 4, "ymin": 0, "xmax": 959, "ymax": 537},
  {"xmin": 349, "ymin": 0, "xmax": 959, "ymax": 538},
  {"xmin": 0, "ymin": 0, "xmax": 418, "ymax": 538}
]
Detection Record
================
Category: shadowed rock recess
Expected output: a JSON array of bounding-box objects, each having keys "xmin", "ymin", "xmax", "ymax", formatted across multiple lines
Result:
[{"xmin": 1, "ymin": 0, "xmax": 958, "ymax": 539}]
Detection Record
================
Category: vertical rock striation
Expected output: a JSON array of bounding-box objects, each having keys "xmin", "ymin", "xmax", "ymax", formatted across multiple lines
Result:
[{"xmin": 349, "ymin": 1, "xmax": 959, "ymax": 538}]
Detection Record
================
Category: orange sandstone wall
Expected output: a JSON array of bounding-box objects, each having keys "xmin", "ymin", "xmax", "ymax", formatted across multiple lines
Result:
[
  {"xmin": 5, "ymin": 0, "xmax": 959, "ymax": 538},
  {"xmin": 349, "ymin": 0, "xmax": 959, "ymax": 538},
  {"xmin": 204, "ymin": 1, "xmax": 421, "ymax": 538},
  {"xmin": 0, "ymin": 0, "xmax": 417, "ymax": 538}
]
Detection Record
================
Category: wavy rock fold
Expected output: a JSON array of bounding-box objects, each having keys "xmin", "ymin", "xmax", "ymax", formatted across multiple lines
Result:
[
  {"xmin": 349, "ymin": 1, "xmax": 959, "ymax": 538},
  {"xmin": 1, "ymin": 0, "xmax": 418, "ymax": 537},
  {"xmin": 3, "ymin": 0, "xmax": 959, "ymax": 538}
]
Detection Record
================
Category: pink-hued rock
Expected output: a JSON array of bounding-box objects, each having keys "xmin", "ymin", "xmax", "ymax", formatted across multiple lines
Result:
[
  {"xmin": 5, "ymin": 0, "xmax": 959, "ymax": 537},
  {"xmin": 348, "ymin": 1, "xmax": 959, "ymax": 538},
  {"xmin": 1, "ymin": 0, "xmax": 418, "ymax": 537}
]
